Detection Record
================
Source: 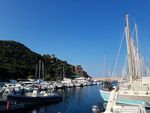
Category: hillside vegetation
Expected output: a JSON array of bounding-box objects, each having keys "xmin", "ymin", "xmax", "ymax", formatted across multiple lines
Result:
[{"xmin": 0, "ymin": 40, "xmax": 89, "ymax": 80}]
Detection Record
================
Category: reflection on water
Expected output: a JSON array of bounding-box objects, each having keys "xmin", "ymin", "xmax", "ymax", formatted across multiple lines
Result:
[{"xmin": 27, "ymin": 86, "xmax": 102, "ymax": 113}]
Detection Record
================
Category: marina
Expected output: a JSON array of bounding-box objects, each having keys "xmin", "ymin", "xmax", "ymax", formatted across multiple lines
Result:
[
  {"xmin": 0, "ymin": 14, "xmax": 150, "ymax": 113},
  {"xmin": 1, "ymin": 82, "xmax": 150, "ymax": 113},
  {"xmin": 0, "ymin": 78, "xmax": 102, "ymax": 113},
  {"xmin": 0, "ymin": 1, "xmax": 150, "ymax": 113}
]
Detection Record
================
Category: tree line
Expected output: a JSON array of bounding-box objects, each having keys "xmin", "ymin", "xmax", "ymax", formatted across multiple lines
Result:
[{"xmin": 0, "ymin": 40, "xmax": 89, "ymax": 80}]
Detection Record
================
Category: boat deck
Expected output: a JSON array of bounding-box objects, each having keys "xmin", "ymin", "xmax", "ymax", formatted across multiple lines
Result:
[
  {"xmin": 103, "ymin": 89, "xmax": 146, "ymax": 113},
  {"xmin": 113, "ymin": 106, "xmax": 146, "ymax": 113}
]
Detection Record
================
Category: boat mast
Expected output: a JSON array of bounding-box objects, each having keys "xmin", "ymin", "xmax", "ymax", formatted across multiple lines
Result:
[
  {"xmin": 125, "ymin": 15, "xmax": 134, "ymax": 82},
  {"xmin": 39, "ymin": 60, "xmax": 41, "ymax": 80},
  {"xmin": 135, "ymin": 24, "xmax": 142, "ymax": 79},
  {"xmin": 35, "ymin": 64, "xmax": 38, "ymax": 79},
  {"xmin": 42, "ymin": 61, "xmax": 44, "ymax": 80},
  {"xmin": 103, "ymin": 54, "xmax": 106, "ymax": 78},
  {"xmin": 131, "ymin": 38, "xmax": 136, "ymax": 79},
  {"xmin": 62, "ymin": 64, "xmax": 65, "ymax": 79}
]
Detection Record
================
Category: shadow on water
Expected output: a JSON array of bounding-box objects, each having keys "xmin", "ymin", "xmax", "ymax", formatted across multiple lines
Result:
[{"xmin": 26, "ymin": 86, "xmax": 103, "ymax": 113}]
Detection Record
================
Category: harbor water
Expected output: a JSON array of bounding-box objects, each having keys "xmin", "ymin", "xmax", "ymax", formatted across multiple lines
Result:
[{"xmin": 27, "ymin": 85, "xmax": 103, "ymax": 113}]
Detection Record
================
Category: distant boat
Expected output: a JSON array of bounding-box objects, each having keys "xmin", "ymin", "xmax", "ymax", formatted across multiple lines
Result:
[
  {"xmin": 61, "ymin": 77, "xmax": 74, "ymax": 88},
  {"xmin": 7, "ymin": 90, "xmax": 63, "ymax": 107}
]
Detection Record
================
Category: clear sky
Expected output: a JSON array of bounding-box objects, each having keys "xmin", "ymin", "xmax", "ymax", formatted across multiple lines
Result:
[{"xmin": 0, "ymin": 0, "xmax": 150, "ymax": 77}]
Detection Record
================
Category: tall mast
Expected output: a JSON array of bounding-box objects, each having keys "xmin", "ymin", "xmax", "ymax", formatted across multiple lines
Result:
[
  {"xmin": 131, "ymin": 38, "xmax": 136, "ymax": 79},
  {"xmin": 63, "ymin": 65, "xmax": 65, "ymax": 79},
  {"xmin": 125, "ymin": 15, "xmax": 134, "ymax": 82},
  {"xmin": 35, "ymin": 64, "xmax": 38, "ymax": 79},
  {"xmin": 42, "ymin": 62, "xmax": 44, "ymax": 80},
  {"xmin": 135, "ymin": 24, "xmax": 142, "ymax": 79},
  {"xmin": 39, "ymin": 60, "xmax": 41, "ymax": 80},
  {"xmin": 103, "ymin": 55, "xmax": 106, "ymax": 78}
]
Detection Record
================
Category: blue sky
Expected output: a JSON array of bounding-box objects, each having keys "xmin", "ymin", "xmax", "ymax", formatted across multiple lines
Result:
[{"xmin": 0, "ymin": 0, "xmax": 150, "ymax": 77}]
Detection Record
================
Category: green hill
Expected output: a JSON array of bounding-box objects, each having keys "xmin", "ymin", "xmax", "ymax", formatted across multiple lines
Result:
[{"xmin": 0, "ymin": 40, "xmax": 89, "ymax": 80}]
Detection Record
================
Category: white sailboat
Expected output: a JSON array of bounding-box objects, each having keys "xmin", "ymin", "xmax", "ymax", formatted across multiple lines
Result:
[
  {"xmin": 100, "ymin": 15, "xmax": 150, "ymax": 105},
  {"xmin": 103, "ymin": 89, "xmax": 146, "ymax": 113}
]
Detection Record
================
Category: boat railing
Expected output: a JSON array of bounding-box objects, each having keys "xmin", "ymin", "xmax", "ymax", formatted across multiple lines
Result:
[{"xmin": 119, "ymin": 89, "xmax": 150, "ymax": 96}]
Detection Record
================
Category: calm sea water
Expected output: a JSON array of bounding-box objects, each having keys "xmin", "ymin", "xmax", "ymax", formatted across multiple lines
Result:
[{"xmin": 27, "ymin": 85, "xmax": 103, "ymax": 113}]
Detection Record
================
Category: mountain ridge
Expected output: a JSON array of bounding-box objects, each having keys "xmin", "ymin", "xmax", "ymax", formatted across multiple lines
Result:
[{"xmin": 0, "ymin": 40, "xmax": 89, "ymax": 80}]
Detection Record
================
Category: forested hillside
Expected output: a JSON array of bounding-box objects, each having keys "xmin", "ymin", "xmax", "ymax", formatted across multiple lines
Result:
[{"xmin": 0, "ymin": 40, "xmax": 89, "ymax": 80}]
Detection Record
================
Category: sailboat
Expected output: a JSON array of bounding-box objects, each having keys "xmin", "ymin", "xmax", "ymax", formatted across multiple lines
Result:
[
  {"xmin": 36, "ymin": 60, "xmax": 45, "ymax": 83},
  {"xmin": 100, "ymin": 15, "xmax": 150, "ymax": 105}
]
